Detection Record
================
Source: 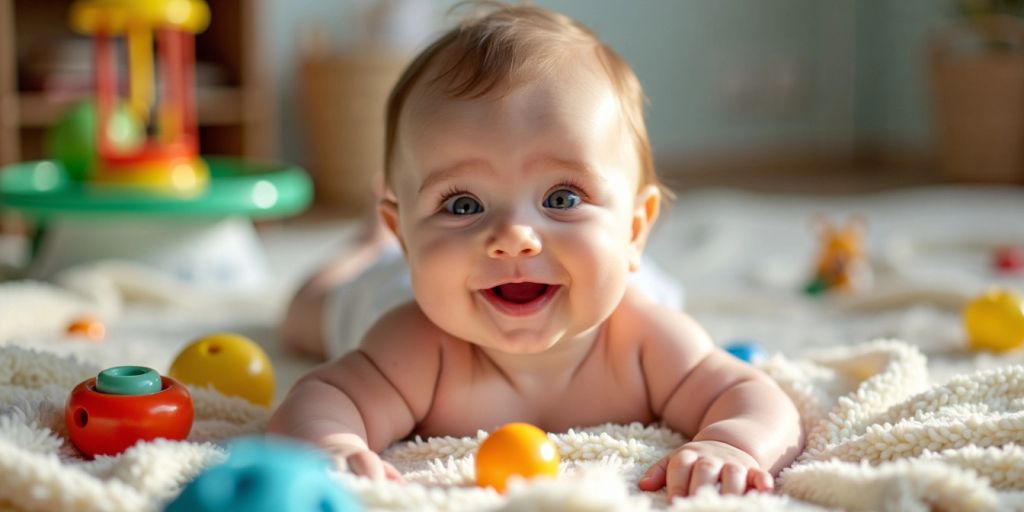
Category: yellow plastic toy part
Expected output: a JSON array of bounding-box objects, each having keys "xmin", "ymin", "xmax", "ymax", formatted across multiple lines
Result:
[
  {"xmin": 475, "ymin": 423, "xmax": 560, "ymax": 493},
  {"xmin": 169, "ymin": 333, "xmax": 275, "ymax": 407},
  {"xmin": 71, "ymin": 0, "xmax": 210, "ymax": 35},
  {"xmin": 127, "ymin": 24, "xmax": 154, "ymax": 123},
  {"xmin": 964, "ymin": 288, "xmax": 1024, "ymax": 353},
  {"xmin": 93, "ymin": 157, "xmax": 210, "ymax": 195}
]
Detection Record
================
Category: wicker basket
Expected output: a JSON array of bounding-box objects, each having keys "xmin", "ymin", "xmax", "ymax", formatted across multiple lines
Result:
[
  {"xmin": 930, "ymin": 17, "xmax": 1024, "ymax": 184},
  {"xmin": 298, "ymin": 51, "xmax": 408, "ymax": 214}
]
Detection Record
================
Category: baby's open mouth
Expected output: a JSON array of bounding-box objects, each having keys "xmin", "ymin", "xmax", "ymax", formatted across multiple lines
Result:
[
  {"xmin": 491, "ymin": 282, "xmax": 551, "ymax": 304},
  {"xmin": 481, "ymin": 282, "xmax": 561, "ymax": 316}
]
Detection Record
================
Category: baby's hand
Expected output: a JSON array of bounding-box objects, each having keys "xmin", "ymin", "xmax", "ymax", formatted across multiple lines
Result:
[
  {"xmin": 332, "ymin": 447, "xmax": 404, "ymax": 482},
  {"xmin": 638, "ymin": 440, "xmax": 772, "ymax": 499}
]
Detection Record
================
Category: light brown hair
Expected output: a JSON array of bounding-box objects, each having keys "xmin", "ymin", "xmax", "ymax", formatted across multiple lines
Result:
[{"xmin": 383, "ymin": 2, "xmax": 661, "ymax": 193}]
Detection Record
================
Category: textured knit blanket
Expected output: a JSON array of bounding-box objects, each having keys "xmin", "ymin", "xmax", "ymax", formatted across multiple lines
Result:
[
  {"xmin": 3, "ymin": 339, "xmax": 1024, "ymax": 512},
  {"xmin": 3, "ymin": 187, "xmax": 1024, "ymax": 511}
]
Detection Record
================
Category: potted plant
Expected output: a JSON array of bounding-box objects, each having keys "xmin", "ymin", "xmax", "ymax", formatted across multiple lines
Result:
[{"xmin": 930, "ymin": 0, "xmax": 1024, "ymax": 183}]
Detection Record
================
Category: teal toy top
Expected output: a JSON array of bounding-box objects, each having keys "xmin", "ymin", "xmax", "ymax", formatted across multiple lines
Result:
[
  {"xmin": 95, "ymin": 366, "xmax": 162, "ymax": 395},
  {"xmin": 0, "ymin": 157, "xmax": 312, "ymax": 220}
]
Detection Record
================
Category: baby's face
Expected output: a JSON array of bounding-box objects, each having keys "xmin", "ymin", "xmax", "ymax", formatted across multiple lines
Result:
[{"xmin": 384, "ymin": 52, "xmax": 656, "ymax": 354}]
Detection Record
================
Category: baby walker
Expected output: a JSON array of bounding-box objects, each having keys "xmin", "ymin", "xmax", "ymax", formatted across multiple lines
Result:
[{"xmin": 0, "ymin": 0, "xmax": 311, "ymax": 290}]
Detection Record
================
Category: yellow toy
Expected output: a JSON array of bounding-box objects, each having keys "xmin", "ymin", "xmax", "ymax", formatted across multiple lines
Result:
[
  {"xmin": 964, "ymin": 288, "xmax": 1024, "ymax": 352},
  {"xmin": 169, "ymin": 333, "xmax": 275, "ymax": 407},
  {"xmin": 69, "ymin": 0, "xmax": 211, "ymax": 193},
  {"xmin": 475, "ymin": 423, "xmax": 560, "ymax": 493},
  {"xmin": 805, "ymin": 215, "xmax": 873, "ymax": 295}
]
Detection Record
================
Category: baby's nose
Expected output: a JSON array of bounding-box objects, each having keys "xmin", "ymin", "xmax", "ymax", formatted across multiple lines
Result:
[{"xmin": 486, "ymin": 224, "xmax": 542, "ymax": 258}]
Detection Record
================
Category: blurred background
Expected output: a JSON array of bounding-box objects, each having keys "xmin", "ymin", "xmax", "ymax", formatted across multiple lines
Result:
[{"xmin": 2, "ymin": 0, "xmax": 1023, "ymax": 216}]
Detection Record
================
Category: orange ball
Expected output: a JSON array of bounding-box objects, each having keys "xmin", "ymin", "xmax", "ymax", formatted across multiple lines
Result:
[
  {"xmin": 475, "ymin": 423, "xmax": 559, "ymax": 493},
  {"xmin": 67, "ymin": 316, "xmax": 105, "ymax": 341}
]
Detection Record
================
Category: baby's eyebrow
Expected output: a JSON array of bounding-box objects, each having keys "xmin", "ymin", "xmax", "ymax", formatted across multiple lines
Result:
[
  {"xmin": 418, "ymin": 160, "xmax": 494, "ymax": 194},
  {"xmin": 417, "ymin": 156, "xmax": 607, "ymax": 194},
  {"xmin": 527, "ymin": 156, "xmax": 608, "ymax": 183}
]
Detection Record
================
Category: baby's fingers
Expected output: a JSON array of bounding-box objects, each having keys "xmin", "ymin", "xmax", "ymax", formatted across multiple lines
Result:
[
  {"xmin": 748, "ymin": 468, "xmax": 774, "ymax": 493},
  {"xmin": 665, "ymin": 450, "xmax": 699, "ymax": 499},
  {"xmin": 687, "ymin": 457, "xmax": 723, "ymax": 497},
  {"xmin": 720, "ymin": 464, "xmax": 746, "ymax": 495},
  {"xmin": 638, "ymin": 457, "xmax": 668, "ymax": 491},
  {"xmin": 346, "ymin": 451, "xmax": 387, "ymax": 480},
  {"xmin": 383, "ymin": 460, "xmax": 405, "ymax": 482}
]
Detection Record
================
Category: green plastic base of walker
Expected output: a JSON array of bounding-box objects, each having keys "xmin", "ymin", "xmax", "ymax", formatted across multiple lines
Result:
[{"xmin": 0, "ymin": 156, "xmax": 312, "ymax": 219}]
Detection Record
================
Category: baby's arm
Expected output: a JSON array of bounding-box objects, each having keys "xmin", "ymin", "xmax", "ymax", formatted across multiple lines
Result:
[
  {"xmin": 638, "ymin": 308, "xmax": 803, "ymax": 498},
  {"xmin": 267, "ymin": 302, "xmax": 443, "ymax": 479}
]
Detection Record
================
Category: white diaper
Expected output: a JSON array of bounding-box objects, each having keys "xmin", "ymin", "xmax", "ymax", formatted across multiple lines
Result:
[{"xmin": 323, "ymin": 243, "xmax": 685, "ymax": 359}]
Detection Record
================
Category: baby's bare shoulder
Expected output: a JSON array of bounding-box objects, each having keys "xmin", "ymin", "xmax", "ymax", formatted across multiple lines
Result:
[
  {"xmin": 614, "ymin": 288, "xmax": 717, "ymax": 396},
  {"xmin": 358, "ymin": 301, "xmax": 448, "ymax": 358},
  {"xmin": 309, "ymin": 302, "xmax": 449, "ymax": 421},
  {"xmin": 616, "ymin": 287, "xmax": 714, "ymax": 359}
]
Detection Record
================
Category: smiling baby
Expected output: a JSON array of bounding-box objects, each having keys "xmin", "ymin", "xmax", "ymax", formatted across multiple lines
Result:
[{"xmin": 268, "ymin": 3, "xmax": 803, "ymax": 499}]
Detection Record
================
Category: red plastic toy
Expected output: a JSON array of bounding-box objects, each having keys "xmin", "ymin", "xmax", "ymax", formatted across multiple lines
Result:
[
  {"xmin": 993, "ymin": 246, "xmax": 1024, "ymax": 274},
  {"xmin": 65, "ymin": 366, "xmax": 193, "ymax": 457}
]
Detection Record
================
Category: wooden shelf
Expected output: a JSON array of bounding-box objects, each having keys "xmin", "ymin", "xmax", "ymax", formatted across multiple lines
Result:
[
  {"xmin": 16, "ymin": 87, "xmax": 247, "ymax": 128},
  {"xmin": 0, "ymin": 0, "xmax": 275, "ymax": 165}
]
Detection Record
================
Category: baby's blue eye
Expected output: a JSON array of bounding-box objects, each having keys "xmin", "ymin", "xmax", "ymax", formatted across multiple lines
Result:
[
  {"xmin": 445, "ymin": 195, "xmax": 483, "ymax": 215},
  {"xmin": 543, "ymin": 189, "xmax": 581, "ymax": 209}
]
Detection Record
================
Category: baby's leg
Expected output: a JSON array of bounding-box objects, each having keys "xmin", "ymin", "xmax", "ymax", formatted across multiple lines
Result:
[{"xmin": 280, "ymin": 216, "xmax": 394, "ymax": 359}]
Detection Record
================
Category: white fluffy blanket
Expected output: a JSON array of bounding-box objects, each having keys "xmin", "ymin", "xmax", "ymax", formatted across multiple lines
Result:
[
  {"xmin": 3, "ymin": 338, "xmax": 1024, "ymax": 511},
  {"xmin": 3, "ymin": 187, "xmax": 1024, "ymax": 511}
]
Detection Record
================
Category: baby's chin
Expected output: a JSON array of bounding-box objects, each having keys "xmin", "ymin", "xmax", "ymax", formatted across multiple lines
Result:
[
  {"xmin": 472, "ymin": 320, "xmax": 609, "ymax": 356},
  {"xmin": 474, "ymin": 332, "xmax": 563, "ymax": 355},
  {"xmin": 432, "ymin": 318, "xmax": 562, "ymax": 354},
  {"xmin": 419, "ymin": 297, "xmax": 601, "ymax": 355}
]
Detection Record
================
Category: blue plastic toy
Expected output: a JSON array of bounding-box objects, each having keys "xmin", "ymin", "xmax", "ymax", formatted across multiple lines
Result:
[
  {"xmin": 724, "ymin": 341, "xmax": 767, "ymax": 364},
  {"xmin": 165, "ymin": 436, "xmax": 361, "ymax": 512}
]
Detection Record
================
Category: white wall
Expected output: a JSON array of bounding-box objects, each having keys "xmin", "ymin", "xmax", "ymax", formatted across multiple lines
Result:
[
  {"xmin": 856, "ymin": 0, "xmax": 953, "ymax": 150},
  {"xmin": 538, "ymin": 0, "xmax": 858, "ymax": 159},
  {"xmin": 262, "ymin": 1, "xmax": 948, "ymax": 168}
]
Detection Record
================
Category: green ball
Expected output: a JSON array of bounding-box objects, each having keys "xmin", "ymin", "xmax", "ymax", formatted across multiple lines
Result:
[{"xmin": 45, "ymin": 101, "xmax": 144, "ymax": 180}]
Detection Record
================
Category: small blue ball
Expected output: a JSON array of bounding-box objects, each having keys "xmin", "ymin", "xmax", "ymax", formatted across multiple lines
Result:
[
  {"xmin": 166, "ymin": 436, "xmax": 361, "ymax": 512},
  {"xmin": 724, "ymin": 341, "xmax": 767, "ymax": 364}
]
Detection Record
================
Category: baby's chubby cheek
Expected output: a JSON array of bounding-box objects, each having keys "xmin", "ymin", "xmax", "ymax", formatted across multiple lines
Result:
[
  {"xmin": 555, "ymin": 227, "xmax": 632, "ymax": 322},
  {"xmin": 403, "ymin": 239, "xmax": 482, "ymax": 333}
]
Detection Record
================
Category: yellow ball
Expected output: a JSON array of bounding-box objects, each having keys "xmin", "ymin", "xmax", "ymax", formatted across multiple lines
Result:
[
  {"xmin": 964, "ymin": 288, "xmax": 1024, "ymax": 352},
  {"xmin": 169, "ymin": 333, "xmax": 275, "ymax": 407},
  {"xmin": 475, "ymin": 423, "xmax": 559, "ymax": 493}
]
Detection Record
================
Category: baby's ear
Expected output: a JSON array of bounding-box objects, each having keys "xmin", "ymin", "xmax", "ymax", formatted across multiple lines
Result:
[
  {"xmin": 629, "ymin": 185, "xmax": 661, "ymax": 272},
  {"xmin": 378, "ymin": 190, "xmax": 406, "ymax": 253}
]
